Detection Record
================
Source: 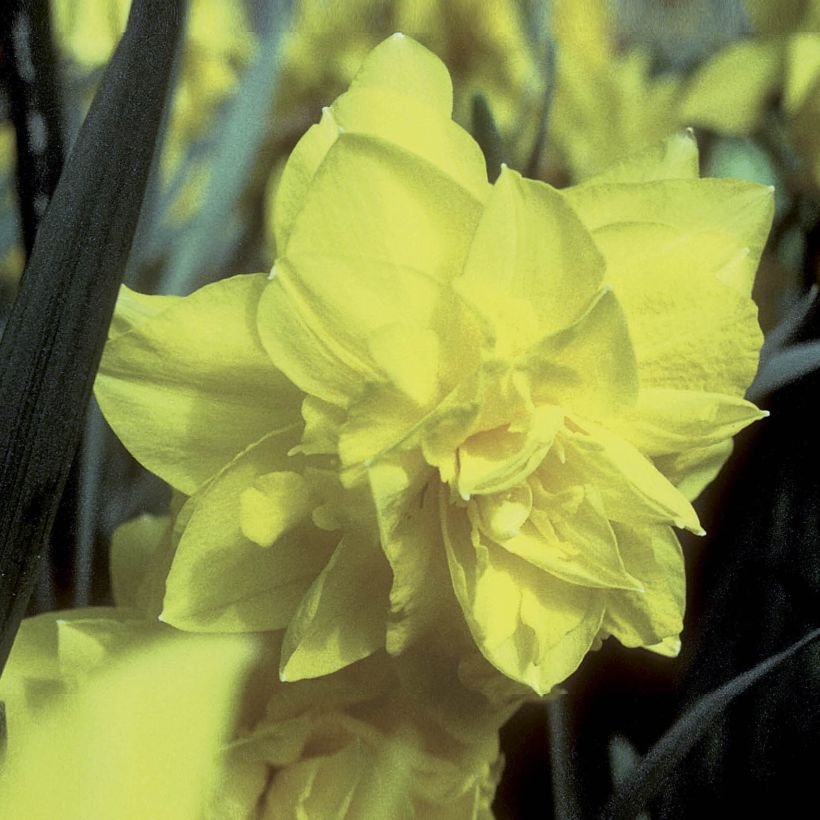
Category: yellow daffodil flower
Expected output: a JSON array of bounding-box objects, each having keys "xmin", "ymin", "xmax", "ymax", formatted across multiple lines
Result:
[
  {"xmin": 97, "ymin": 35, "xmax": 773, "ymax": 697},
  {"xmin": 0, "ymin": 613, "xmax": 257, "ymax": 820}
]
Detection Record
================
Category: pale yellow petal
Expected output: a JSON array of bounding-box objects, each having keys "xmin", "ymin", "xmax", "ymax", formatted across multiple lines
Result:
[
  {"xmin": 280, "ymin": 530, "xmax": 391, "ymax": 681},
  {"xmin": 523, "ymin": 288, "xmax": 639, "ymax": 420},
  {"xmin": 457, "ymin": 166, "xmax": 605, "ymax": 342},
  {"xmin": 161, "ymin": 431, "xmax": 336, "ymax": 632},
  {"xmin": 97, "ymin": 274, "xmax": 302, "ymax": 495},
  {"xmin": 590, "ymin": 221, "xmax": 765, "ymax": 397},
  {"xmin": 603, "ymin": 524, "xmax": 685, "ymax": 651},
  {"xmin": 561, "ymin": 423, "xmax": 702, "ymax": 533},
  {"xmin": 441, "ymin": 486, "xmax": 604, "ymax": 695},
  {"xmin": 680, "ymin": 40, "xmax": 784, "ymax": 134},
  {"xmin": 607, "ymin": 387, "xmax": 767, "ymax": 457},
  {"xmin": 0, "ymin": 634, "xmax": 256, "ymax": 820},
  {"xmin": 580, "ymin": 130, "xmax": 700, "ymax": 185},
  {"xmin": 367, "ymin": 454, "xmax": 447, "ymax": 654},
  {"xmin": 110, "ymin": 513, "xmax": 171, "ymax": 614},
  {"xmin": 239, "ymin": 471, "xmax": 313, "ymax": 547}
]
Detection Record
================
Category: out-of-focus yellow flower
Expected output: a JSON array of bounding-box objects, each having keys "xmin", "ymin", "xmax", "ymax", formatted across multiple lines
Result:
[
  {"xmin": 0, "ymin": 611, "xmax": 257, "ymax": 820},
  {"xmin": 279, "ymin": 0, "xmax": 537, "ymax": 136},
  {"xmin": 0, "ymin": 513, "xmax": 506, "ymax": 819},
  {"xmin": 97, "ymin": 36, "xmax": 773, "ymax": 698},
  {"xmin": 547, "ymin": 0, "xmax": 683, "ymax": 181},
  {"xmin": 210, "ymin": 638, "xmax": 504, "ymax": 819},
  {"xmin": 0, "ymin": 127, "xmax": 24, "ymax": 292},
  {"xmin": 52, "ymin": 0, "xmax": 251, "ymax": 194},
  {"xmin": 681, "ymin": 0, "xmax": 820, "ymax": 184}
]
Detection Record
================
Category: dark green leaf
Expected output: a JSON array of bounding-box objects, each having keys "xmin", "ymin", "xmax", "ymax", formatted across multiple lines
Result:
[
  {"xmin": 601, "ymin": 626, "xmax": 820, "ymax": 819},
  {"xmin": 0, "ymin": 0, "xmax": 184, "ymax": 672}
]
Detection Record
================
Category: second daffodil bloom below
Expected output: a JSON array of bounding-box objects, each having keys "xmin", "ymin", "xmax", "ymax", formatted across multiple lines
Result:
[{"xmin": 96, "ymin": 35, "xmax": 774, "ymax": 697}]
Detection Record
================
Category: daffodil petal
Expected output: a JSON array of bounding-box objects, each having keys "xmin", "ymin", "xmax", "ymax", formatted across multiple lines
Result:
[
  {"xmin": 603, "ymin": 523, "xmax": 685, "ymax": 652},
  {"xmin": 347, "ymin": 32, "xmax": 453, "ymax": 113},
  {"xmin": 259, "ymin": 135, "xmax": 483, "ymax": 405},
  {"xmin": 284, "ymin": 134, "xmax": 483, "ymax": 283},
  {"xmin": 96, "ymin": 273, "xmax": 302, "ymax": 495},
  {"xmin": 273, "ymin": 33, "xmax": 487, "ymax": 251},
  {"xmin": 296, "ymin": 395, "xmax": 345, "ymax": 456},
  {"xmin": 654, "ymin": 439, "xmax": 734, "ymax": 502},
  {"xmin": 500, "ymin": 483, "xmax": 642, "ymax": 590},
  {"xmin": 108, "ymin": 285, "xmax": 180, "ymax": 339},
  {"xmin": 110, "ymin": 513, "xmax": 172, "ymax": 615},
  {"xmin": 523, "ymin": 288, "xmax": 639, "ymax": 420},
  {"xmin": 273, "ymin": 108, "xmax": 339, "ymax": 251},
  {"xmin": 332, "ymin": 87, "xmax": 488, "ymax": 201},
  {"xmin": 280, "ymin": 530, "xmax": 391, "ymax": 681},
  {"xmin": 580, "ymin": 130, "xmax": 700, "ymax": 185},
  {"xmin": 339, "ymin": 383, "xmax": 426, "ymax": 482},
  {"xmin": 0, "ymin": 633, "xmax": 256, "ymax": 820},
  {"xmin": 368, "ymin": 454, "xmax": 447, "ymax": 655},
  {"xmin": 680, "ymin": 40, "xmax": 784, "ymax": 134},
  {"xmin": 590, "ymin": 221, "xmax": 765, "ymax": 397},
  {"xmin": 367, "ymin": 323, "xmax": 440, "ymax": 406},
  {"xmin": 262, "ymin": 743, "xmax": 364, "ymax": 818},
  {"xmin": 258, "ymin": 260, "xmax": 375, "ymax": 407},
  {"xmin": 161, "ymin": 430, "xmax": 336, "ymax": 632},
  {"xmin": 457, "ymin": 405, "xmax": 564, "ymax": 497},
  {"xmin": 441, "ymin": 486, "xmax": 604, "ymax": 695},
  {"xmin": 566, "ymin": 178, "xmax": 774, "ymax": 278},
  {"xmin": 561, "ymin": 424, "xmax": 702, "ymax": 533},
  {"xmin": 607, "ymin": 387, "xmax": 767, "ymax": 457},
  {"xmin": 457, "ymin": 166, "xmax": 605, "ymax": 341},
  {"xmin": 239, "ymin": 471, "xmax": 313, "ymax": 547}
]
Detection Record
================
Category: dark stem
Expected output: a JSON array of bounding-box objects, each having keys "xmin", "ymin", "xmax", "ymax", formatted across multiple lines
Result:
[{"xmin": 548, "ymin": 696, "xmax": 581, "ymax": 820}]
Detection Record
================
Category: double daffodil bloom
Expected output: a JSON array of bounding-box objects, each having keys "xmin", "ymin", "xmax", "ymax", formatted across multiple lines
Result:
[
  {"xmin": 0, "ymin": 514, "xmax": 505, "ymax": 819},
  {"xmin": 97, "ymin": 35, "xmax": 772, "ymax": 697}
]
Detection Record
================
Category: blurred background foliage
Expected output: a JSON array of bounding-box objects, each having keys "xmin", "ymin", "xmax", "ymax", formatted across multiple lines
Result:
[{"xmin": 0, "ymin": 0, "xmax": 818, "ymax": 817}]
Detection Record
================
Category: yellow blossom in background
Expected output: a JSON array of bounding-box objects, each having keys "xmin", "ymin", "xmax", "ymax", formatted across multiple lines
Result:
[
  {"xmin": 680, "ymin": 0, "xmax": 820, "ymax": 185},
  {"xmin": 547, "ymin": 0, "xmax": 682, "ymax": 181},
  {"xmin": 210, "ymin": 639, "xmax": 503, "ymax": 819},
  {"xmin": 279, "ymin": 0, "xmax": 537, "ymax": 137},
  {"xmin": 0, "ymin": 126, "xmax": 25, "ymax": 290},
  {"xmin": 97, "ymin": 36, "xmax": 773, "ymax": 699},
  {"xmin": 52, "ymin": 0, "xmax": 251, "ymax": 212},
  {"xmin": 0, "ymin": 614, "xmax": 257, "ymax": 820},
  {"xmin": 0, "ymin": 513, "xmax": 507, "ymax": 819}
]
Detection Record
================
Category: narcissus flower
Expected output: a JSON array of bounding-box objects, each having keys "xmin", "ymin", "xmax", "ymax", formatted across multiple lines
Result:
[
  {"xmin": 97, "ymin": 35, "xmax": 773, "ymax": 697},
  {"xmin": 0, "ymin": 515, "xmax": 505, "ymax": 820}
]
